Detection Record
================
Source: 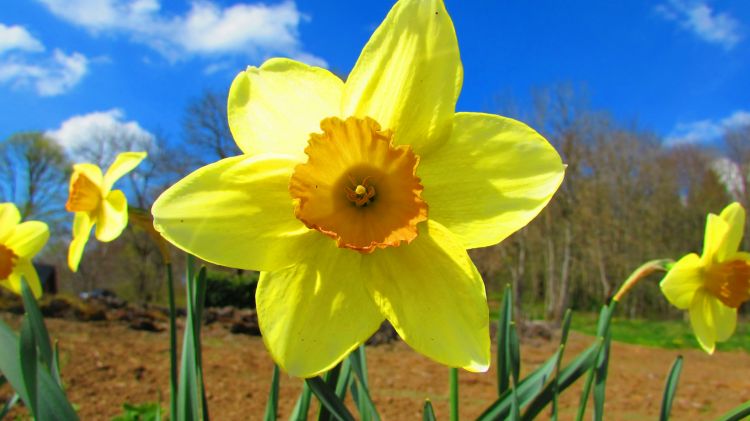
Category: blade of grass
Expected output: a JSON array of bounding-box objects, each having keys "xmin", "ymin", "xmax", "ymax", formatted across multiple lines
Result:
[
  {"xmin": 715, "ymin": 401, "xmax": 750, "ymax": 421},
  {"xmin": 19, "ymin": 316, "xmax": 37, "ymax": 420},
  {"xmin": 450, "ymin": 367, "xmax": 459, "ymax": 421},
  {"xmin": 20, "ymin": 279, "xmax": 53, "ymax": 371},
  {"xmin": 289, "ymin": 381, "xmax": 313, "ymax": 421},
  {"xmin": 306, "ymin": 377, "xmax": 356, "ymax": 421},
  {"xmin": 659, "ymin": 356, "xmax": 683, "ymax": 421},
  {"xmin": 349, "ymin": 346, "xmax": 380, "ymax": 421},
  {"xmin": 423, "ymin": 400, "xmax": 436, "ymax": 421},
  {"xmin": 575, "ymin": 301, "xmax": 616, "ymax": 421},
  {"xmin": 0, "ymin": 394, "xmax": 19, "ymax": 419},
  {"xmin": 264, "ymin": 365, "xmax": 280, "ymax": 421},
  {"xmin": 551, "ymin": 309, "xmax": 573, "ymax": 421}
]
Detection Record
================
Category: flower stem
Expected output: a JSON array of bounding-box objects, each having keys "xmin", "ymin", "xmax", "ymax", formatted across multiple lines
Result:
[
  {"xmin": 612, "ymin": 259, "xmax": 673, "ymax": 303},
  {"xmin": 450, "ymin": 367, "xmax": 459, "ymax": 421},
  {"xmin": 166, "ymin": 262, "xmax": 178, "ymax": 420}
]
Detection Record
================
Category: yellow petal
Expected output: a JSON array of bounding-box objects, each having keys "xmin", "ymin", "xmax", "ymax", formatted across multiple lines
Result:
[
  {"xmin": 6, "ymin": 221, "xmax": 49, "ymax": 259},
  {"xmin": 342, "ymin": 0, "xmax": 462, "ymax": 154},
  {"xmin": 152, "ymin": 154, "xmax": 311, "ymax": 271},
  {"xmin": 95, "ymin": 190, "xmax": 128, "ymax": 242},
  {"xmin": 68, "ymin": 212, "xmax": 94, "ymax": 272},
  {"xmin": 364, "ymin": 220, "xmax": 490, "ymax": 371},
  {"xmin": 71, "ymin": 163, "xmax": 104, "ymax": 189},
  {"xmin": 689, "ymin": 289, "xmax": 736, "ymax": 353},
  {"xmin": 0, "ymin": 203, "xmax": 21, "ymax": 242},
  {"xmin": 716, "ymin": 202, "xmax": 745, "ymax": 261},
  {"xmin": 702, "ymin": 213, "xmax": 729, "ymax": 265},
  {"xmin": 419, "ymin": 113, "xmax": 564, "ymax": 249},
  {"xmin": 228, "ymin": 58, "xmax": 344, "ymax": 159},
  {"xmin": 8, "ymin": 259, "xmax": 42, "ymax": 298},
  {"xmin": 256, "ymin": 233, "xmax": 384, "ymax": 378},
  {"xmin": 103, "ymin": 151, "xmax": 147, "ymax": 193},
  {"xmin": 659, "ymin": 253, "xmax": 704, "ymax": 310}
]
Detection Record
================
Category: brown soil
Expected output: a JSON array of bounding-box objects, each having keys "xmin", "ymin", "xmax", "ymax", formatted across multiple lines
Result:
[{"xmin": 3, "ymin": 316, "xmax": 750, "ymax": 420}]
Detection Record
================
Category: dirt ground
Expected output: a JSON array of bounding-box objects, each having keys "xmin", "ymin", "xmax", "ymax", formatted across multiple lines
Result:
[{"xmin": 3, "ymin": 317, "xmax": 750, "ymax": 420}]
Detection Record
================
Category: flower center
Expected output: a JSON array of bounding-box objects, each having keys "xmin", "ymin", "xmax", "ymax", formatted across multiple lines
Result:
[
  {"xmin": 65, "ymin": 172, "xmax": 101, "ymax": 212},
  {"xmin": 289, "ymin": 116, "xmax": 428, "ymax": 253},
  {"xmin": 704, "ymin": 259, "xmax": 750, "ymax": 308},
  {"xmin": 0, "ymin": 245, "xmax": 17, "ymax": 280}
]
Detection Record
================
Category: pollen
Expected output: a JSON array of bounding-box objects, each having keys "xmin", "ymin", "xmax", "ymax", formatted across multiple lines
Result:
[
  {"xmin": 66, "ymin": 172, "xmax": 101, "ymax": 213},
  {"xmin": 705, "ymin": 259, "xmax": 750, "ymax": 308},
  {"xmin": 0, "ymin": 245, "xmax": 17, "ymax": 280},
  {"xmin": 289, "ymin": 116, "xmax": 428, "ymax": 253}
]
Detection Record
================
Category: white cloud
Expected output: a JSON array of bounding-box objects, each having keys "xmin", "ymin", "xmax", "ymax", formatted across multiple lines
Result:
[
  {"xmin": 665, "ymin": 110, "xmax": 750, "ymax": 146},
  {"xmin": 656, "ymin": 0, "xmax": 742, "ymax": 49},
  {"xmin": 46, "ymin": 109, "xmax": 154, "ymax": 164},
  {"xmin": 35, "ymin": 0, "xmax": 326, "ymax": 66},
  {"xmin": 0, "ymin": 24, "xmax": 45, "ymax": 54},
  {"xmin": 0, "ymin": 49, "xmax": 88, "ymax": 96}
]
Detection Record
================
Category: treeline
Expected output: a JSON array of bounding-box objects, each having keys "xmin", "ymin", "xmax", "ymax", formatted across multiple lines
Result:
[
  {"xmin": 2, "ymin": 85, "xmax": 748, "ymax": 319},
  {"xmin": 471, "ymin": 85, "xmax": 748, "ymax": 320}
]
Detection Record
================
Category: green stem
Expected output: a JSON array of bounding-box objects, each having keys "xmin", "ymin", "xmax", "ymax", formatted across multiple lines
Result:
[
  {"xmin": 166, "ymin": 263, "xmax": 178, "ymax": 420},
  {"xmin": 450, "ymin": 368, "xmax": 459, "ymax": 421},
  {"xmin": 612, "ymin": 259, "xmax": 673, "ymax": 302}
]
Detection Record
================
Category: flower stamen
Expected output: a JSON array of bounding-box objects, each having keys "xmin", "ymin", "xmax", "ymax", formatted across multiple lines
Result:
[{"xmin": 345, "ymin": 176, "xmax": 376, "ymax": 207}]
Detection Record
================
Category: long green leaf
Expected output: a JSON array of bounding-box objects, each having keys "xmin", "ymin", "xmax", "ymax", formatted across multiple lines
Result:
[
  {"xmin": 165, "ymin": 263, "xmax": 178, "ymax": 421},
  {"xmin": 264, "ymin": 365, "xmax": 280, "ymax": 421},
  {"xmin": 450, "ymin": 367, "xmax": 459, "ymax": 421},
  {"xmin": 19, "ymin": 316, "xmax": 37, "ymax": 420},
  {"xmin": 497, "ymin": 284, "xmax": 513, "ymax": 396},
  {"xmin": 348, "ymin": 346, "xmax": 380, "ymax": 421},
  {"xmin": 551, "ymin": 309, "xmax": 573, "ymax": 421},
  {"xmin": 306, "ymin": 377, "xmax": 356, "ymax": 421},
  {"xmin": 521, "ymin": 341, "xmax": 602, "ymax": 421},
  {"xmin": 659, "ymin": 356, "xmax": 683, "ymax": 421},
  {"xmin": 0, "ymin": 394, "xmax": 19, "ymax": 419},
  {"xmin": 575, "ymin": 302, "xmax": 616, "ymax": 421},
  {"xmin": 423, "ymin": 400, "xmax": 437, "ymax": 421},
  {"xmin": 20, "ymin": 279, "xmax": 53, "ymax": 372},
  {"xmin": 715, "ymin": 401, "xmax": 750, "ymax": 421},
  {"xmin": 289, "ymin": 382, "xmax": 312, "ymax": 421},
  {"xmin": 193, "ymin": 267, "xmax": 210, "ymax": 421},
  {"xmin": 0, "ymin": 320, "xmax": 29, "ymax": 406},
  {"xmin": 178, "ymin": 256, "xmax": 202, "ymax": 421},
  {"xmin": 593, "ymin": 329, "xmax": 612, "ymax": 421}
]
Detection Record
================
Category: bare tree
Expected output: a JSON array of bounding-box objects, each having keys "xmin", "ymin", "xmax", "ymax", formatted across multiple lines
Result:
[{"xmin": 183, "ymin": 90, "xmax": 241, "ymax": 165}]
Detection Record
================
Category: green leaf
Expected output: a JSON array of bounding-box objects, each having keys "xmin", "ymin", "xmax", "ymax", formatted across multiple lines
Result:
[
  {"xmin": 20, "ymin": 278, "xmax": 53, "ymax": 372},
  {"xmin": 497, "ymin": 284, "xmax": 513, "ymax": 396},
  {"xmin": 19, "ymin": 316, "xmax": 37, "ymax": 420},
  {"xmin": 521, "ymin": 341, "xmax": 601, "ymax": 421},
  {"xmin": 264, "ymin": 365, "xmax": 280, "ymax": 421},
  {"xmin": 289, "ymin": 381, "xmax": 312, "ymax": 421},
  {"xmin": 449, "ymin": 367, "xmax": 459, "ymax": 421},
  {"xmin": 177, "ymin": 257, "xmax": 208, "ymax": 421},
  {"xmin": 422, "ymin": 400, "xmax": 436, "ymax": 421},
  {"xmin": 306, "ymin": 377, "xmax": 356, "ymax": 421},
  {"xmin": 593, "ymin": 329, "xmax": 612, "ymax": 421},
  {"xmin": 575, "ymin": 302, "xmax": 616, "ymax": 421},
  {"xmin": 318, "ymin": 362, "xmax": 343, "ymax": 421},
  {"xmin": 348, "ymin": 346, "xmax": 380, "ymax": 421},
  {"xmin": 0, "ymin": 319, "xmax": 30, "ymax": 406},
  {"xmin": 659, "ymin": 356, "xmax": 683, "ymax": 421},
  {"xmin": 715, "ymin": 401, "xmax": 750, "ymax": 421},
  {"xmin": 551, "ymin": 309, "xmax": 573, "ymax": 421},
  {"xmin": 0, "ymin": 394, "xmax": 19, "ymax": 419}
]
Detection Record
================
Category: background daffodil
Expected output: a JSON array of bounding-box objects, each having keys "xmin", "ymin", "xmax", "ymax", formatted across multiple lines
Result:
[
  {"xmin": 660, "ymin": 202, "xmax": 750, "ymax": 354},
  {"xmin": 66, "ymin": 151, "xmax": 147, "ymax": 272},
  {"xmin": 0, "ymin": 203, "xmax": 49, "ymax": 298},
  {"xmin": 152, "ymin": 0, "xmax": 565, "ymax": 377}
]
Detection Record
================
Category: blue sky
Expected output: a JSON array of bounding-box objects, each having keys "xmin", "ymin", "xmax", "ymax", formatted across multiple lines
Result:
[{"xmin": 0, "ymin": 0, "xmax": 748, "ymax": 155}]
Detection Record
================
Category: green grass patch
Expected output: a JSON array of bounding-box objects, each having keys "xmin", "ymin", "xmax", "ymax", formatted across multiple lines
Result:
[{"xmin": 571, "ymin": 312, "xmax": 750, "ymax": 352}]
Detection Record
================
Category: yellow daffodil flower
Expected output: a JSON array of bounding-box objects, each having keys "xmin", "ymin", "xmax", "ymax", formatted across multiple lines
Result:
[
  {"xmin": 0, "ymin": 203, "xmax": 49, "ymax": 298},
  {"xmin": 152, "ymin": 0, "xmax": 564, "ymax": 377},
  {"xmin": 661, "ymin": 202, "xmax": 750, "ymax": 353},
  {"xmin": 66, "ymin": 151, "xmax": 147, "ymax": 272}
]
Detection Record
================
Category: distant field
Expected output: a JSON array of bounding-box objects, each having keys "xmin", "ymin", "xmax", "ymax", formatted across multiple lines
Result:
[{"xmin": 571, "ymin": 312, "xmax": 750, "ymax": 352}]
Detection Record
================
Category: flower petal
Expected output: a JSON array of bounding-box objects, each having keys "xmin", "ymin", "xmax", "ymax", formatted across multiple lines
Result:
[
  {"xmin": 71, "ymin": 163, "xmax": 103, "ymax": 188},
  {"xmin": 702, "ymin": 213, "xmax": 729, "ymax": 265},
  {"xmin": 0, "ymin": 203, "xmax": 21, "ymax": 243},
  {"xmin": 659, "ymin": 253, "xmax": 704, "ymax": 310},
  {"xmin": 342, "ymin": 0, "xmax": 462, "ymax": 154},
  {"xmin": 103, "ymin": 151, "xmax": 147, "ymax": 193},
  {"xmin": 228, "ymin": 58, "xmax": 344, "ymax": 159},
  {"xmin": 419, "ymin": 113, "xmax": 564, "ymax": 249},
  {"xmin": 7, "ymin": 258, "xmax": 42, "ymax": 298},
  {"xmin": 6, "ymin": 221, "xmax": 49, "ymax": 259},
  {"xmin": 716, "ymin": 202, "xmax": 745, "ymax": 262},
  {"xmin": 689, "ymin": 289, "xmax": 737, "ymax": 353},
  {"xmin": 69, "ymin": 212, "xmax": 94, "ymax": 272},
  {"xmin": 95, "ymin": 190, "xmax": 128, "ymax": 242},
  {"xmin": 152, "ymin": 154, "xmax": 311, "ymax": 271},
  {"xmin": 257, "ymin": 233, "xmax": 384, "ymax": 378},
  {"xmin": 364, "ymin": 220, "xmax": 490, "ymax": 371}
]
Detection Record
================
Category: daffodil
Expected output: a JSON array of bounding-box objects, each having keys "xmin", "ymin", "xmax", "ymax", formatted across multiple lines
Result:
[
  {"xmin": 152, "ymin": 0, "xmax": 564, "ymax": 377},
  {"xmin": 0, "ymin": 203, "xmax": 49, "ymax": 298},
  {"xmin": 66, "ymin": 151, "xmax": 147, "ymax": 272},
  {"xmin": 661, "ymin": 202, "xmax": 750, "ymax": 353}
]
